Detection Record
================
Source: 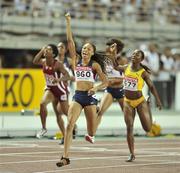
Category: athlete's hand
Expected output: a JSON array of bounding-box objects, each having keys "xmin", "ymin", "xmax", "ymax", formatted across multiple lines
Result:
[
  {"xmin": 52, "ymin": 78, "xmax": 60, "ymax": 84},
  {"xmin": 70, "ymin": 76, "xmax": 75, "ymax": 81},
  {"xmin": 88, "ymin": 87, "xmax": 97, "ymax": 96},
  {"xmin": 156, "ymin": 100, "xmax": 162, "ymax": 110},
  {"xmin": 110, "ymin": 43, "xmax": 117, "ymax": 53},
  {"xmin": 65, "ymin": 12, "xmax": 71, "ymax": 21},
  {"xmin": 40, "ymin": 46, "xmax": 46, "ymax": 54}
]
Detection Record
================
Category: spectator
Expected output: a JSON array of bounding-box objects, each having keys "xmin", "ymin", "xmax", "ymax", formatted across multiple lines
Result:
[{"xmin": 145, "ymin": 43, "xmax": 160, "ymax": 80}]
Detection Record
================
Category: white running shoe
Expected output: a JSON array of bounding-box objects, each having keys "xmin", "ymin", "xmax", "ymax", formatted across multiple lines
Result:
[
  {"xmin": 36, "ymin": 129, "xmax": 47, "ymax": 139},
  {"xmin": 85, "ymin": 134, "xmax": 95, "ymax": 144}
]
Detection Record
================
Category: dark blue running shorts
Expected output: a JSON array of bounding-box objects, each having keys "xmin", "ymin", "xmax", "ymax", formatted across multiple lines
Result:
[
  {"xmin": 73, "ymin": 90, "xmax": 98, "ymax": 108},
  {"xmin": 105, "ymin": 87, "xmax": 124, "ymax": 99}
]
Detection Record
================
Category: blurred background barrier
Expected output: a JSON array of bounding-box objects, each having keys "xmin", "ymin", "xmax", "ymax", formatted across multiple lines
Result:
[{"xmin": 0, "ymin": 69, "xmax": 45, "ymax": 112}]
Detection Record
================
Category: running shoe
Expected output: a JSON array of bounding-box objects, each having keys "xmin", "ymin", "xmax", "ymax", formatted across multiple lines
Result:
[
  {"xmin": 36, "ymin": 128, "xmax": 47, "ymax": 139},
  {"xmin": 126, "ymin": 154, "xmax": 135, "ymax": 162},
  {"xmin": 73, "ymin": 124, "xmax": 78, "ymax": 139},
  {"xmin": 85, "ymin": 134, "xmax": 95, "ymax": 144},
  {"xmin": 56, "ymin": 156, "xmax": 70, "ymax": 167},
  {"xmin": 59, "ymin": 137, "xmax": 64, "ymax": 145}
]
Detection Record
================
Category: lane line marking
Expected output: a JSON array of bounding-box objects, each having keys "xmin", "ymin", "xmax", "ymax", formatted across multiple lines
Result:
[
  {"xmin": 33, "ymin": 161, "xmax": 180, "ymax": 173},
  {"xmin": 1, "ymin": 153, "xmax": 180, "ymax": 165}
]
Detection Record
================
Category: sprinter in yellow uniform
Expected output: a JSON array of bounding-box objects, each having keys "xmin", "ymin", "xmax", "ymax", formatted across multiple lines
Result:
[{"xmin": 117, "ymin": 49, "xmax": 162, "ymax": 162}]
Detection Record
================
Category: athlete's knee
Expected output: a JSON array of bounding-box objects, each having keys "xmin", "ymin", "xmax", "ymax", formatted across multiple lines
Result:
[
  {"xmin": 66, "ymin": 121, "xmax": 75, "ymax": 132},
  {"xmin": 142, "ymin": 116, "xmax": 152, "ymax": 132},
  {"xmin": 143, "ymin": 124, "xmax": 151, "ymax": 132},
  {"xmin": 62, "ymin": 109, "xmax": 68, "ymax": 116},
  {"xmin": 56, "ymin": 114, "xmax": 63, "ymax": 122},
  {"xmin": 98, "ymin": 108, "xmax": 105, "ymax": 117},
  {"xmin": 98, "ymin": 111, "xmax": 103, "ymax": 117},
  {"xmin": 126, "ymin": 123, "xmax": 134, "ymax": 133},
  {"xmin": 40, "ymin": 101, "xmax": 47, "ymax": 109}
]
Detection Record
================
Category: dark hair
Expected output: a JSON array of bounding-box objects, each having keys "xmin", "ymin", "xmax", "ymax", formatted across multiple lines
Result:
[
  {"xmin": 48, "ymin": 44, "xmax": 58, "ymax": 58},
  {"xmin": 89, "ymin": 43, "xmax": 108, "ymax": 73},
  {"xmin": 106, "ymin": 38, "xmax": 124, "ymax": 54},
  {"xmin": 91, "ymin": 52, "xmax": 107, "ymax": 74},
  {"xmin": 138, "ymin": 50, "xmax": 151, "ymax": 74}
]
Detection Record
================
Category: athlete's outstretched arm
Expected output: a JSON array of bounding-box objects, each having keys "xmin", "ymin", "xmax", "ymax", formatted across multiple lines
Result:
[
  {"xmin": 65, "ymin": 13, "xmax": 76, "ymax": 71},
  {"xmin": 33, "ymin": 46, "xmax": 45, "ymax": 65},
  {"xmin": 114, "ymin": 64, "xmax": 128, "ymax": 72}
]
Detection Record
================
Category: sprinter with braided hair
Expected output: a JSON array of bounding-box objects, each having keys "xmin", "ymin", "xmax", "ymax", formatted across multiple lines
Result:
[{"xmin": 116, "ymin": 49, "xmax": 162, "ymax": 162}]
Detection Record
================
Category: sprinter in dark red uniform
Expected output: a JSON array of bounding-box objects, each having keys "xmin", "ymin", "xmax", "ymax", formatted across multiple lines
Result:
[
  {"xmin": 52, "ymin": 41, "xmax": 77, "ymax": 144},
  {"xmin": 33, "ymin": 44, "xmax": 70, "ymax": 139}
]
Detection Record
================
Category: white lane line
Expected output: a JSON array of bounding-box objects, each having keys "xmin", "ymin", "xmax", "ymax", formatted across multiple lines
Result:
[
  {"xmin": 1, "ymin": 146, "xmax": 180, "ymax": 156},
  {"xmin": 0, "ymin": 143, "xmax": 39, "ymax": 148},
  {"xmin": 0, "ymin": 151, "xmax": 58, "ymax": 156},
  {"xmin": 1, "ymin": 153, "xmax": 180, "ymax": 165},
  {"xmin": 1, "ymin": 139, "xmax": 180, "ymax": 146},
  {"xmin": 33, "ymin": 161, "xmax": 180, "ymax": 173}
]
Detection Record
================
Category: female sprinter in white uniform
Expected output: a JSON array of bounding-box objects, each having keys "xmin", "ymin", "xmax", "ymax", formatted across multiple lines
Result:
[{"xmin": 95, "ymin": 39, "xmax": 127, "ymax": 132}]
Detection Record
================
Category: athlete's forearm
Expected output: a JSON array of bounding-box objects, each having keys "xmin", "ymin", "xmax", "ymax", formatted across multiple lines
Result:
[
  {"xmin": 93, "ymin": 80, "xmax": 108, "ymax": 92},
  {"xmin": 66, "ymin": 23, "xmax": 73, "ymax": 41},
  {"xmin": 33, "ymin": 48, "xmax": 44, "ymax": 65},
  {"xmin": 115, "ymin": 64, "xmax": 127, "ymax": 71},
  {"xmin": 65, "ymin": 13, "xmax": 76, "ymax": 70},
  {"xmin": 149, "ymin": 85, "xmax": 161, "ymax": 104},
  {"xmin": 108, "ymin": 78, "xmax": 123, "ymax": 85},
  {"xmin": 58, "ymin": 73, "xmax": 71, "ymax": 82}
]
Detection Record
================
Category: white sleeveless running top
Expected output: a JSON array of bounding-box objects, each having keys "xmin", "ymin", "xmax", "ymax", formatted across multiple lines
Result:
[{"xmin": 106, "ymin": 63, "xmax": 123, "ymax": 78}]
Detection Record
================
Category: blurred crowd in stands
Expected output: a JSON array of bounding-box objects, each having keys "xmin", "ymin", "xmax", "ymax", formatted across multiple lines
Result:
[
  {"xmin": 141, "ymin": 43, "xmax": 179, "ymax": 109},
  {"xmin": 1, "ymin": 0, "xmax": 179, "ymax": 24}
]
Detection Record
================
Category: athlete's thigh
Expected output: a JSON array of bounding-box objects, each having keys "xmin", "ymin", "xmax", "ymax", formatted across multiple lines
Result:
[
  {"xmin": 123, "ymin": 101, "xmax": 136, "ymax": 125},
  {"xmin": 99, "ymin": 92, "xmax": 113, "ymax": 115},
  {"xmin": 137, "ymin": 100, "xmax": 151, "ymax": 126},
  {"xmin": 59, "ymin": 100, "xmax": 69, "ymax": 116},
  {"xmin": 67, "ymin": 101, "xmax": 82, "ymax": 124},
  {"xmin": 84, "ymin": 105, "xmax": 97, "ymax": 120},
  {"xmin": 117, "ymin": 97, "xmax": 124, "ymax": 111},
  {"xmin": 41, "ymin": 90, "xmax": 55, "ymax": 104},
  {"xmin": 52, "ymin": 99, "xmax": 60, "ymax": 115}
]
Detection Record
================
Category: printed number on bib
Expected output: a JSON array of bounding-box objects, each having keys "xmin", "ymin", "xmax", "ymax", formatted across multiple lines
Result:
[
  {"xmin": 76, "ymin": 71, "xmax": 91, "ymax": 78},
  {"xmin": 45, "ymin": 74, "xmax": 56, "ymax": 86},
  {"xmin": 75, "ymin": 67, "xmax": 94, "ymax": 82},
  {"xmin": 124, "ymin": 77, "xmax": 138, "ymax": 91}
]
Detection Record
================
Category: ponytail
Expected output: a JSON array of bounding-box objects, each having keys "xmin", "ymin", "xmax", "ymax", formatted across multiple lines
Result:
[
  {"xmin": 91, "ymin": 52, "xmax": 108, "ymax": 74},
  {"xmin": 139, "ymin": 50, "xmax": 151, "ymax": 74},
  {"xmin": 140, "ymin": 63, "xmax": 151, "ymax": 74}
]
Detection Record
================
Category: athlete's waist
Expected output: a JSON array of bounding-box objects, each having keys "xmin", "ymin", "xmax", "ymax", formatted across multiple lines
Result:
[
  {"xmin": 76, "ymin": 82, "xmax": 93, "ymax": 90},
  {"xmin": 108, "ymin": 83, "xmax": 123, "ymax": 88},
  {"xmin": 75, "ymin": 90, "xmax": 94, "ymax": 96},
  {"xmin": 124, "ymin": 90, "xmax": 143, "ymax": 100}
]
